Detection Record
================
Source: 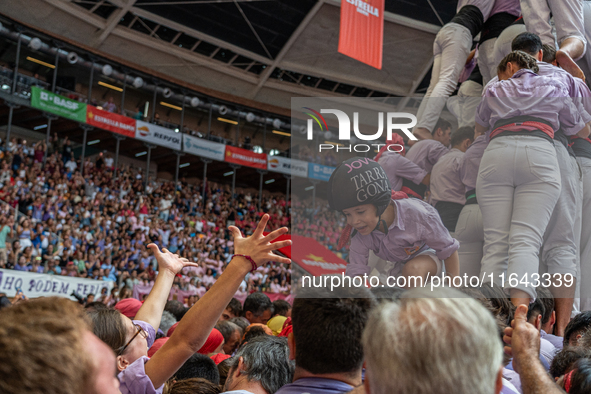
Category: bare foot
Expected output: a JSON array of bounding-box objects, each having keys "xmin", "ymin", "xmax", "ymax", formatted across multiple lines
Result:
[{"xmin": 556, "ymin": 49, "xmax": 586, "ymax": 81}]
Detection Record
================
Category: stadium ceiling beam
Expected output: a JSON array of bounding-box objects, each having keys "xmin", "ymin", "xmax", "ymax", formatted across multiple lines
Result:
[
  {"xmin": 249, "ymin": 0, "xmax": 325, "ymax": 99},
  {"xmin": 93, "ymin": 0, "xmax": 139, "ymax": 47},
  {"xmin": 325, "ymin": 0, "xmax": 441, "ymax": 35},
  {"xmin": 44, "ymin": 0, "xmax": 105, "ymax": 29},
  {"xmin": 108, "ymin": 0, "xmax": 271, "ymax": 64},
  {"xmin": 110, "ymin": 27, "xmax": 261, "ymax": 83}
]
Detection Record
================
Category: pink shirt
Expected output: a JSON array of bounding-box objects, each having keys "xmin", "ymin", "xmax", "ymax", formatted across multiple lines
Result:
[
  {"xmin": 347, "ymin": 198, "xmax": 459, "ymax": 276},
  {"xmin": 378, "ymin": 151, "xmax": 427, "ymax": 191}
]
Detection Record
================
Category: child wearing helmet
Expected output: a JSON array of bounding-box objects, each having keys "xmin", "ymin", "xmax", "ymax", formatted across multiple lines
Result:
[{"xmin": 328, "ymin": 157, "xmax": 460, "ymax": 285}]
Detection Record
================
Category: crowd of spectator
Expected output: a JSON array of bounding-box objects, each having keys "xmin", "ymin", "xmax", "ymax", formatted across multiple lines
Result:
[{"xmin": 0, "ymin": 134, "xmax": 292, "ymax": 304}]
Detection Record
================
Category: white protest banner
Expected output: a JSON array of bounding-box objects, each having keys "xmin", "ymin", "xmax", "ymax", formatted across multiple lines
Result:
[{"xmin": 0, "ymin": 269, "xmax": 114, "ymax": 300}]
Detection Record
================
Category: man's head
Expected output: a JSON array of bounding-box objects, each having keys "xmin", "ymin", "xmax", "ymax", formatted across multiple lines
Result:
[
  {"xmin": 0, "ymin": 297, "xmax": 119, "ymax": 394},
  {"xmin": 363, "ymin": 287, "xmax": 503, "ymax": 394},
  {"xmin": 224, "ymin": 336, "xmax": 293, "ymax": 394},
  {"xmin": 431, "ymin": 118, "xmax": 452, "ymax": 146},
  {"xmin": 173, "ymin": 353, "xmax": 220, "ymax": 384},
  {"xmin": 526, "ymin": 297, "xmax": 545, "ymax": 332},
  {"xmin": 564, "ymin": 311, "xmax": 591, "ymax": 347},
  {"xmin": 542, "ymin": 44, "xmax": 557, "ymax": 65},
  {"xmin": 450, "ymin": 126, "xmax": 474, "ymax": 152},
  {"xmin": 165, "ymin": 300, "xmax": 189, "ymax": 322},
  {"xmin": 217, "ymin": 320, "xmax": 241, "ymax": 355},
  {"xmin": 537, "ymin": 286, "xmax": 555, "ymax": 334},
  {"xmin": 550, "ymin": 346, "xmax": 591, "ymax": 379},
  {"xmin": 290, "ymin": 288, "xmax": 375, "ymax": 377},
  {"xmin": 272, "ymin": 299, "xmax": 292, "ymax": 318},
  {"xmin": 511, "ymin": 32, "xmax": 544, "ymax": 60},
  {"xmin": 219, "ymin": 298, "xmax": 242, "ymax": 322},
  {"xmin": 243, "ymin": 292, "xmax": 273, "ymax": 324}
]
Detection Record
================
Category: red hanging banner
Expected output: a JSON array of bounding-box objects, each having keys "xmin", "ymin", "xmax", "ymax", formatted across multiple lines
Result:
[
  {"xmin": 224, "ymin": 145, "xmax": 267, "ymax": 169},
  {"xmin": 338, "ymin": 0, "xmax": 385, "ymax": 70}
]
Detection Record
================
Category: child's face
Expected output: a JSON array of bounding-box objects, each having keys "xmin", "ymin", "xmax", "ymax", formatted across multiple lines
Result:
[{"xmin": 342, "ymin": 204, "xmax": 378, "ymax": 236}]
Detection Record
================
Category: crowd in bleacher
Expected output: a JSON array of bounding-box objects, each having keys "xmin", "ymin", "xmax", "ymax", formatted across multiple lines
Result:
[{"xmin": 0, "ymin": 134, "xmax": 291, "ymax": 304}]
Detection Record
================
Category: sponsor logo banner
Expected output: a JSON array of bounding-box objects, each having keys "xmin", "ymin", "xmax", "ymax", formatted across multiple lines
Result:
[
  {"xmin": 225, "ymin": 145, "xmax": 267, "ymax": 169},
  {"xmin": 267, "ymin": 156, "xmax": 308, "ymax": 177},
  {"xmin": 30, "ymin": 86, "xmax": 87, "ymax": 122},
  {"xmin": 87, "ymin": 106, "xmax": 136, "ymax": 137},
  {"xmin": 183, "ymin": 134, "xmax": 225, "ymax": 161},
  {"xmin": 135, "ymin": 120, "xmax": 182, "ymax": 151},
  {"xmin": 338, "ymin": 0, "xmax": 385, "ymax": 69},
  {"xmin": 0, "ymin": 269, "xmax": 114, "ymax": 300},
  {"xmin": 308, "ymin": 163, "xmax": 335, "ymax": 181}
]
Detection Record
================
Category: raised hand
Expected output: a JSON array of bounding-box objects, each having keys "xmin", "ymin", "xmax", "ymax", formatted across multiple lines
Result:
[
  {"xmin": 147, "ymin": 243, "xmax": 199, "ymax": 275},
  {"xmin": 503, "ymin": 304, "xmax": 541, "ymax": 374},
  {"xmin": 228, "ymin": 214, "xmax": 291, "ymax": 267}
]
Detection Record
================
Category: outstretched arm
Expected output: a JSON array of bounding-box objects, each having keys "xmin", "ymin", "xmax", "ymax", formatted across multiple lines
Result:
[
  {"xmin": 145, "ymin": 214, "xmax": 291, "ymax": 389},
  {"xmin": 133, "ymin": 245, "xmax": 199, "ymax": 331}
]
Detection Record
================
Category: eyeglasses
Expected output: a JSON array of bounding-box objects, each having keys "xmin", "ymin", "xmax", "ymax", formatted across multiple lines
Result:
[{"xmin": 117, "ymin": 323, "xmax": 147, "ymax": 355}]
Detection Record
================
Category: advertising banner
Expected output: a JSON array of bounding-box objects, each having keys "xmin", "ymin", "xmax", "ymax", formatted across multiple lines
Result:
[
  {"xmin": 224, "ymin": 145, "xmax": 267, "ymax": 169},
  {"xmin": 338, "ymin": 0, "xmax": 385, "ymax": 69},
  {"xmin": 182, "ymin": 134, "xmax": 225, "ymax": 161},
  {"xmin": 135, "ymin": 120, "xmax": 182, "ymax": 151},
  {"xmin": 0, "ymin": 269, "xmax": 114, "ymax": 300},
  {"xmin": 30, "ymin": 86, "xmax": 87, "ymax": 122},
  {"xmin": 87, "ymin": 105, "xmax": 136, "ymax": 137},
  {"xmin": 267, "ymin": 156, "xmax": 308, "ymax": 177},
  {"xmin": 308, "ymin": 163, "xmax": 335, "ymax": 181}
]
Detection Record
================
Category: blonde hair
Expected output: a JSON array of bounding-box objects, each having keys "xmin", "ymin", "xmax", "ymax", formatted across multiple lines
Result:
[
  {"xmin": 363, "ymin": 287, "xmax": 503, "ymax": 394},
  {"xmin": 498, "ymin": 50, "xmax": 539, "ymax": 74}
]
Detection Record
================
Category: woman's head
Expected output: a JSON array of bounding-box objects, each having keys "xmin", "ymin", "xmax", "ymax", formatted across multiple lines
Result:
[
  {"xmin": 497, "ymin": 50, "xmax": 539, "ymax": 80},
  {"xmin": 87, "ymin": 309, "xmax": 148, "ymax": 372}
]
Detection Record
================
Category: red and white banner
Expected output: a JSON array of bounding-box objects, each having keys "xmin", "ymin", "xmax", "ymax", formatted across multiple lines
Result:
[
  {"xmin": 224, "ymin": 145, "xmax": 267, "ymax": 170},
  {"xmin": 291, "ymin": 234, "xmax": 347, "ymax": 277},
  {"xmin": 86, "ymin": 106, "xmax": 136, "ymax": 137},
  {"xmin": 338, "ymin": 0, "xmax": 385, "ymax": 69}
]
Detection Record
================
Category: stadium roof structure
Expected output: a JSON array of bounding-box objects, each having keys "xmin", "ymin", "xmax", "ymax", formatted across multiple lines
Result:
[{"xmin": 0, "ymin": 0, "xmax": 457, "ymax": 112}]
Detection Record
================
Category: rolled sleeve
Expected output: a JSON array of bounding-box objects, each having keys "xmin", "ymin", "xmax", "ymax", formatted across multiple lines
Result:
[
  {"xmin": 397, "ymin": 156, "xmax": 428, "ymax": 185},
  {"xmin": 133, "ymin": 320, "xmax": 156, "ymax": 348},
  {"xmin": 421, "ymin": 213, "xmax": 460, "ymax": 260},
  {"xmin": 118, "ymin": 356, "xmax": 163, "ymax": 394}
]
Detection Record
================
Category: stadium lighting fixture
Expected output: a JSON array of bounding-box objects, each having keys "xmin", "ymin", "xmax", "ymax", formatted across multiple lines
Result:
[
  {"xmin": 217, "ymin": 117, "xmax": 238, "ymax": 125},
  {"xmin": 98, "ymin": 81, "xmax": 123, "ymax": 92},
  {"xmin": 272, "ymin": 130, "xmax": 291, "ymax": 137},
  {"xmin": 34, "ymin": 124, "xmax": 48, "ymax": 130},
  {"xmin": 265, "ymin": 179, "xmax": 275, "ymax": 184},
  {"xmin": 160, "ymin": 101, "xmax": 182, "ymax": 111},
  {"xmin": 179, "ymin": 163, "xmax": 190, "ymax": 168},
  {"xmin": 26, "ymin": 56, "xmax": 55, "ymax": 69},
  {"xmin": 87, "ymin": 140, "xmax": 100, "ymax": 145},
  {"xmin": 305, "ymin": 186, "xmax": 314, "ymax": 191},
  {"xmin": 224, "ymin": 171, "xmax": 234, "ymax": 176},
  {"xmin": 135, "ymin": 151, "xmax": 147, "ymax": 157}
]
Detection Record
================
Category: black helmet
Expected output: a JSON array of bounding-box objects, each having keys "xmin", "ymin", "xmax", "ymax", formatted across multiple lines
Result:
[{"xmin": 327, "ymin": 157, "xmax": 392, "ymax": 217}]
